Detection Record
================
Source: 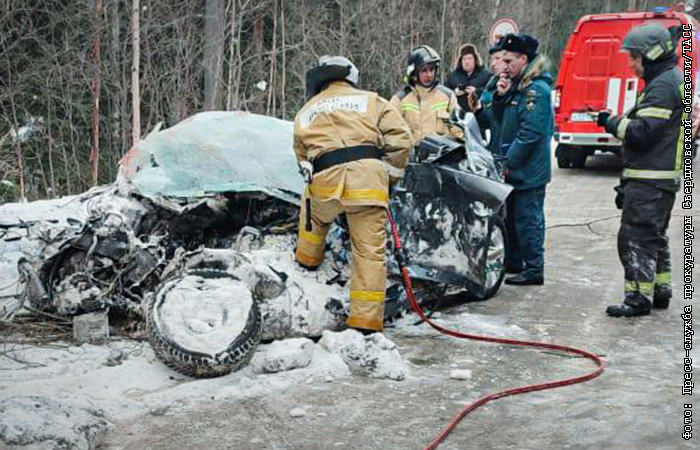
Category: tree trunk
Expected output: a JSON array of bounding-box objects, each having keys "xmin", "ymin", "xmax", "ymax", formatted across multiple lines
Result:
[
  {"xmin": 267, "ymin": 0, "xmax": 278, "ymax": 115},
  {"xmin": 226, "ymin": 0, "xmax": 237, "ymax": 110},
  {"xmin": 90, "ymin": 0, "xmax": 103, "ymax": 186},
  {"xmin": 204, "ymin": 0, "xmax": 225, "ymax": 110},
  {"xmin": 280, "ymin": 0, "xmax": 286, "ymax": 119},
  {"xmin": 132, "ymin": 0, "xmax": 141, "ymax": 147}
]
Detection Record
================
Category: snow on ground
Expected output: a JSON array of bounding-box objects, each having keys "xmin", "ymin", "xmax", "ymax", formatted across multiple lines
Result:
[
  {"xmin": 0, "ymin": 192, "xmax": 527, "ymax": 450},
  {"xmin": 0, "ymin": 336, "xmax": 352, "ymax": 449}
]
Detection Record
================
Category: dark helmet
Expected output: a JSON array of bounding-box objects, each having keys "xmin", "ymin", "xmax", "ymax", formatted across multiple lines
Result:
[
  {"xmin": 407, "ymin": 45, "xmax": 441, "ymax": 84},
  {"xmin": 622, "ymin": 22, "xmax": 675, "ymax": 61},
  {"xmin": 305, "ymin": 55, "xmax": 360, "ymax": 98}
]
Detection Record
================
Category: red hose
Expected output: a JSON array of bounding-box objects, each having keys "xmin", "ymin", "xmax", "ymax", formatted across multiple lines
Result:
[{"xmin": 385, "ymin": 210, "xmax": 605, "ymax": 450}]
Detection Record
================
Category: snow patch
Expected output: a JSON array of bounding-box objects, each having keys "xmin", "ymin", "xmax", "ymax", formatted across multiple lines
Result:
[
  {"xmin": 319, "ymin": 329, "xmax": 409, "ymax": 381},
  {"xmin": 450, "ymin": 369, "xmax": 473, "ymax": 380},
  {"xmin": 250, "ymin": 338, "xmax": 314, "ymax": 374},
  {"xmin": 0, "ymin": 396, "xmax": 109, "ymax": 450},
  {"xmin": 289, "ymin": 407, "xmax": 307, "ymax": 418}
]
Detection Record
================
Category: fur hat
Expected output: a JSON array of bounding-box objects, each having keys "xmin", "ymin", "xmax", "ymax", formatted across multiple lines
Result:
[
  {"xmin": 455, "ymin": 43, "xmax": 483, "ymax": 69},
  {"xmin": 499, "ymin": 33, "xmax": 539, "ymax": 59}
]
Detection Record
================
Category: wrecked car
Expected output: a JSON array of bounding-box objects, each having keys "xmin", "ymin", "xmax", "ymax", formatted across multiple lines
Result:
[{"xmin": 1, "ymin": 110, "xmax": 510, "ymax": 378}]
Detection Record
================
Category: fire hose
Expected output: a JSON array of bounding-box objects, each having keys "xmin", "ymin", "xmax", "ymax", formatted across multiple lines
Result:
[{"xmin": 385, "ymin": 209, "xmax": 605, "ymax": 450}]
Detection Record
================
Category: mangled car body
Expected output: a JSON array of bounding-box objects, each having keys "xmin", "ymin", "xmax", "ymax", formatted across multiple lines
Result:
[{"xmin": 1, "ymin": 110, "xmax": 510, "ymax": 377}]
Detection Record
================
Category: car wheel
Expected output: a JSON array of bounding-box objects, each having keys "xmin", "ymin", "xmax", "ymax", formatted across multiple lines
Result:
[
  {"xmin": 146, "ymin": 268, "xmax": 262, "ymax": 378},
  {"xmin": 481, "ymin": 216, "xmax": 506, "ymax": 300}
]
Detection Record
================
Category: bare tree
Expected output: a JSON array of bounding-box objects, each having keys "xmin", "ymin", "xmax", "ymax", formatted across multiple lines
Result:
[
  {"xmin": 204, "ymin": 0, "xmax": 225, "ymax": 110},
  {"xmin": 90, "ymin": 0, "xmax": 103, "ymax": 185},
  {"xmin": 132, "ymin": 0, "xmax": 141, "ymax": 147}
]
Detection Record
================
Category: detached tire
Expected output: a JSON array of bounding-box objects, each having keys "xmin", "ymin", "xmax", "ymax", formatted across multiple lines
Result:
[
  {"xmin": 480, "ymin": 216, "xmax": 506, "ymax": 300},
  {"xmin": 146, "ymin": 268, "xmax": 262, "ymax": 378}
]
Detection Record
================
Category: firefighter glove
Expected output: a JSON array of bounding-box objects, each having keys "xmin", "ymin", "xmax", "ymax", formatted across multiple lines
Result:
[
  {"xmin": 613, "ymin": 183, "xmax": 625, "ymax": 210},
  {"xmin": 298, "ymin": 160, "xmax": 313, "ymax": 183},
  {"xmin": 596, "ymin": 111, "xmax": 611, "ymax": 127}
]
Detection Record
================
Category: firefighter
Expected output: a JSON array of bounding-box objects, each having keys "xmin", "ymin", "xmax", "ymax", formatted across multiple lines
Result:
[
  {"xmin": 294, "ymin": 55, "xmax": 412, "ymax": 332},
  {"xmin": 471, "ymin": 33, "xmax": 553, "ymax": 285},
  {"xmin": 391, "ymin": 45, "xmax": 463, "ymax": 146},
  {"xmin": 596, "ymin": 23, "xmax": 683, "ymax": 317}
]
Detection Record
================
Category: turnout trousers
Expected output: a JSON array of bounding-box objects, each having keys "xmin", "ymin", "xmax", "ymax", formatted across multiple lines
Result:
[
  {"xmin": 618, "ymin": 181, "xmax": 675, "ymax": 307},
  {"xmin": 295, "ymin": 192, "xmax": 387, "ymax": 331}
]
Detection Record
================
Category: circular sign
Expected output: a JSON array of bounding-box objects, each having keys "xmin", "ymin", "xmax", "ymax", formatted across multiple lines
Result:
[{"xmin": 489, "ymin": 18, "xmax": 518, "ymax": 46}]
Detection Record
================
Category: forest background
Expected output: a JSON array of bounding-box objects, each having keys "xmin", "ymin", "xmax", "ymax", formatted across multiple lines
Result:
[{"xmin": 0, "ymin": 0, "xmax": 694, "ymax": 201}]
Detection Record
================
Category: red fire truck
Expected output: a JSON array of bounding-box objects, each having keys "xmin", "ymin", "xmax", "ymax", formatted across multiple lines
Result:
[{"xmin": 554, "ymin": 6, "xmax": 700, "ymax": 168}]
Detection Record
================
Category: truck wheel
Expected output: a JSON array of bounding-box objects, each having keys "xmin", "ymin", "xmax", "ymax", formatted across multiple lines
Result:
[
  {"xmin": 556, "ymin": 144, "xmax": 574, "ymax": 169},
  {"xmin": 146, "ymin": 268, "xmax": 262, "ymax": 378},
  {"xmin": 556, "ymin": 155, "xmax": 571, "ymax": 169},
  {"xmin": 481, "ymin": 217, "xmax": 506, "ymax": 300},
  {"xmin": 570, "ymin": 151, "xmax": 587, "ymax": 169}
]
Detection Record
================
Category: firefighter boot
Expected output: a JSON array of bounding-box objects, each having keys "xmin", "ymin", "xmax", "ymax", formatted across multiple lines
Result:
[
  {"xmin": 606, "ymin": 294, "xmax": 651, "ymax": 317},
  {"xmin": 652, "ymin": 285, "xmax": 671, "ymax": 309}
]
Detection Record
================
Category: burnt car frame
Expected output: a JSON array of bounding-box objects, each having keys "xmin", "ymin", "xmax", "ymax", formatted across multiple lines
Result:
[{"xmin": 6, "ymin": 111, "xmax": 510, "ymax": 377}]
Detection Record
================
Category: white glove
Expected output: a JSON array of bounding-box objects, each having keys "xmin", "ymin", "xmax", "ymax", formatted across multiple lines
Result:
[{"xmin": 298, "ymin": 160, "xmax": 313, "ymax": 183}]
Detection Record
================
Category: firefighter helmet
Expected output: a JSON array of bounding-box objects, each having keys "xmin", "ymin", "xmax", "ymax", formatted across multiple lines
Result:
[
  {"xmin": 407, "ymin": 45, "xmax": 441, "ymax": 82},
  {"xmin": 305, "ymin": 55, "xmax": 359, "ymax": 98},
  {"xmin": 622, "ymin": 22, "xmax": 675, "ymax": 61}
]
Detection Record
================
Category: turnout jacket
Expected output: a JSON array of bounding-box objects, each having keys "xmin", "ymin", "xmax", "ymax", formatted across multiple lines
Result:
[
  {"xmin": 294, "ymin": 81, "xmax": 412, "ymax": 208},
  {"xmin": 390, "ymin": 84, "xmax": 463, "ymax": 146},
  {"xmin": 605, "ymin": 57, "xmax": 684, "ymax": 191}
]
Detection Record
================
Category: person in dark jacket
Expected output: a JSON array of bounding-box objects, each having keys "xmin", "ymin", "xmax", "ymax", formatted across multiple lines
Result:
[
  {"xmin": 470, "ymin": 39, "xmax": 511, "ymax": 156},
  {"xmin": 596, "ymin": 23, "xmax": 684, "ymax": 317},
  {"xmin": 472, "ymin": 33, "xmax": 553, "ymax": 286},
  {"xmin": 446, "ymin": 43, "xmax": 492, "ymax": 112}
]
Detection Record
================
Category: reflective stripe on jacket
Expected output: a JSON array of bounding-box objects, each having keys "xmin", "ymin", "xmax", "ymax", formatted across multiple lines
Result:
[
  {"xmin": 606, "ymin": 59, "xmax": 684, "ymax": 189},
  {"xmin": 390, "ymin": 84, "xmax": 463, "ymax": 146}
]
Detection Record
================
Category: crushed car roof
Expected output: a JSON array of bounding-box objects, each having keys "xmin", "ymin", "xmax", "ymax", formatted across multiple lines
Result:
[{"xmin": 119, "ymin": 112, "xmax": 304, "ymax": 204}]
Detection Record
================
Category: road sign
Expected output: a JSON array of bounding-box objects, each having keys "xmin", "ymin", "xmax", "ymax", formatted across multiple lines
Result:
[{"xmin": 489, "ymin": 18, "xmax": 518, "ymax": 46}]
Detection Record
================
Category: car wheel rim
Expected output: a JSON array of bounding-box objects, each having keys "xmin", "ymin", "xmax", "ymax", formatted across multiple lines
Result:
[
  {"xmin": 484, "ymin": 223, "xmax": 505, "ymax": 289},
  {"xmin": 154, "ymin": 273, "xmax": 254, "ymax": 356}
]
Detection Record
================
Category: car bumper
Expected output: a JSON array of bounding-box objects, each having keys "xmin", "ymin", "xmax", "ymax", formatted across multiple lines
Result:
[{"xmin": 554, "ymin": 132, "xmax": 621, "ymax": 147}]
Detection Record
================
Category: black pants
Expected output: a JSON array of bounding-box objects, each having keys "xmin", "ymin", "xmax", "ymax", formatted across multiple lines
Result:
[{"xmin": 618, "ymin": 182, "xmax": 675, "ymax": 307}]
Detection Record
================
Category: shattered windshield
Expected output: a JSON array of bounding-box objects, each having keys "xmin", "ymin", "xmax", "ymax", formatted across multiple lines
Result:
[{"xmin": 119, "ymin": 112, "xmax": 304, "ymax": 204}]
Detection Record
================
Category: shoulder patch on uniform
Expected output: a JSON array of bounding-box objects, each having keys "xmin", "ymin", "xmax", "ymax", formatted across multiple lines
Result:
[
  {"xmin": 525, "ymin": 94, "xmax": 536, "ymax": 111},
  {"xmin": 526, "ymin": 89, "xmax": 537, "ymax": 97}
]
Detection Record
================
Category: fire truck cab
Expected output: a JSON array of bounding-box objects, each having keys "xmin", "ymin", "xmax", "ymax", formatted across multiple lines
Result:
[{"xmin": 554, "ymin": 6, "xmax": 700, "ymax": 168}]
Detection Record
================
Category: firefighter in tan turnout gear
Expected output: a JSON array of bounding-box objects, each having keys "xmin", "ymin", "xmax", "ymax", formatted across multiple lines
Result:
[
  {"xmin": 391, "ymin": 45, "xmax": 463, "ymax": 146},
  {"xmin": 294, "ymin": 56, "xmax": 412, "ymax": 332}
]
